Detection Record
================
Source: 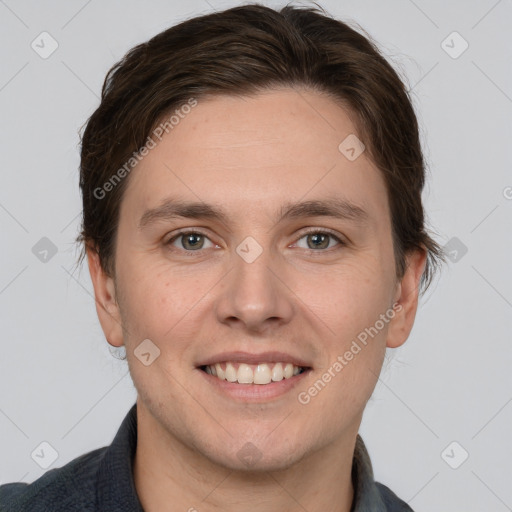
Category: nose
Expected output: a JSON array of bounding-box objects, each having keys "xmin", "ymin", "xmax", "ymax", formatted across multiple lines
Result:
[{"xmin": 214, "ymin": 242, "xmax": 295, "ymax": 334}]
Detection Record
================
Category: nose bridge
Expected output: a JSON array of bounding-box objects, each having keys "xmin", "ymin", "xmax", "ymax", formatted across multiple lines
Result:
[
  {"xmin": 235, "ymin": 238, "xmax": 274, "ymax": 292},
  {"xmin": 215, "ymin": 236, "xmax": 293, "ymax": 330}
]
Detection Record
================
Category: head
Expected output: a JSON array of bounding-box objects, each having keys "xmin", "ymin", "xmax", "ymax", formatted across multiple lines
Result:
[{"xmin": 78, "ymin": 3, "xmax": 444, "ymax": 471}]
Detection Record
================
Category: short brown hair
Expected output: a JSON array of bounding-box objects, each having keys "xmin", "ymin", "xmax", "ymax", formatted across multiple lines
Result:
[{"xmin": 76, "ymin": 2, "xmax": 444, "ymax": 294}]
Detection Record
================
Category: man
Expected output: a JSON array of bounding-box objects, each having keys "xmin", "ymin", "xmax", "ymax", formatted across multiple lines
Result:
[{"xmin": 0, "ymin": 3, "xmax": 444, "ymax": 511}]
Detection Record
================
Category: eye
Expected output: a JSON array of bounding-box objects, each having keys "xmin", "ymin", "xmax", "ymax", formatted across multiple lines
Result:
[
  {"xmin": 293, "ymin": 229, "xmax": 344, "ymax": 251},
  {"xmin": 166, "ymin": 231, "xmax": 216, "ymax": 251},
  {"xmin": 165, "ymin": 229, "xmax": 345, "ymax": 253}
]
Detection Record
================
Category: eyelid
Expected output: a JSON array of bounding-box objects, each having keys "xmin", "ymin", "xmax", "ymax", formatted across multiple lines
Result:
[
  {"xmin": 291, "ymin": 227, "xmax": 346, "ymax": 249},
  {"xmin": 295, "ymin": 226, "xmax": 345, "ymax": 241},
  {"xmin": 165, "ymin": 228, "xmax": 217, "ymax": 247},
  {"xmin": 166, "ymin": 228, "xmax": 212, "ymax": 241}
]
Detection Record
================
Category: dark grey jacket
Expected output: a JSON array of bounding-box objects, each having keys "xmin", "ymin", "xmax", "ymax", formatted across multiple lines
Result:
[{"xmin": 0, "ymin": 404, "xmax": 414, "ymax": 511}]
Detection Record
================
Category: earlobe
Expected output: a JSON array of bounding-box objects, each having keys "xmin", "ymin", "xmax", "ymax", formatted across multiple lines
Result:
[
  {"xmin": 86, "ymin": 246, "xmax": 124, "ymax": 347},
  {"xmin": 385, "ymin": 247, "xmax": 427, "ymax": 349}
]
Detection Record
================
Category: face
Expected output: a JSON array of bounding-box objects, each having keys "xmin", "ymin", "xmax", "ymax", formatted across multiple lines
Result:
[{"xmin": 89, "ymin": 87, "xmax": 425, "ymax": 472}]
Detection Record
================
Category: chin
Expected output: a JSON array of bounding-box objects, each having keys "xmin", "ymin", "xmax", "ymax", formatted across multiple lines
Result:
[
  {"xmin": 197, "ymin": 431, "xmax": 310, "ymax": 473},
  {"xmin": 212, "ymin": 448, "xmax": 307, "ymax": 474}
]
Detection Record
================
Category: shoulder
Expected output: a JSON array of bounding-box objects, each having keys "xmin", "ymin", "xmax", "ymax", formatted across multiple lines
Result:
[
  {"xmin": 375, "ymin": 481, "xmax": 415, "ymax": 512},
  {"xmin": 0, "ymin": 446, "xmax": 107, "ymax": 512}
]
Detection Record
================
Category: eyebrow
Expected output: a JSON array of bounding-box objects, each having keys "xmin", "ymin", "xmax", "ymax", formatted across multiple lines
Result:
[{"xmin": 138, "ymin": 197, "xmax": 369, "ymax": 230}]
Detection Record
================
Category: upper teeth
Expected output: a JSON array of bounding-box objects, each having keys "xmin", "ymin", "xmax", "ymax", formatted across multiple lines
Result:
[{"xmin": 204, "ymin": 362, "xmax": 303, "ymax": 384}]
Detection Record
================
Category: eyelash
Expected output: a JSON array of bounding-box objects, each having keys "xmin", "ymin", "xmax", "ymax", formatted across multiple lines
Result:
[{"xmin": 165, "ymin": 228, "xmax": 346, "ymax": 254}]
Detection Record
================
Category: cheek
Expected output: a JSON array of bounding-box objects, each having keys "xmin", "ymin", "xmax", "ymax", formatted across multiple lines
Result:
[
  {"xmin": 117, "ymin": 258, "xmax": 203, "ymax": 337},
  {"xmin": 294, "ymin": 256, "xmax": 392, "ymax": 401},
  {"xmin": 300, "ymin": 326, "xmax": 387, "ymax": 421},
  {"xmin": 294, "ymin": 258, "xmax": 392, "ymax": 335}
]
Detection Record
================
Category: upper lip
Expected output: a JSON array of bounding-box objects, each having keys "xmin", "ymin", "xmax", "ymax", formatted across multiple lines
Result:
[{"xmin": 197, "ymin": 351, "xmax": 312, "ymax": 368}]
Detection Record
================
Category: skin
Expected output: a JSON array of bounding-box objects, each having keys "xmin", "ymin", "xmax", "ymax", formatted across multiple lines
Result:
[{"xmin": 87, "ymin": 87, "xmax": 426, "ymax": 512}]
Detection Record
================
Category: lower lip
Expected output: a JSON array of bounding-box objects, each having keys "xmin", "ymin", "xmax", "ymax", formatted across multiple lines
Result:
[{"xmin": 197, "ymin": 367, "xmax": 312, "ymax": 402}]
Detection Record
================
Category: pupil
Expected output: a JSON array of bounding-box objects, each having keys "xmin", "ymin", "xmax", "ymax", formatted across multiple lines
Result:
[
  {"xmin": 185, "ymin": 234, "xmax": 202, "ymax": 249},
  {"xmin": 309, "ymin": 233, "xmax": 328, "ymax": 249}
]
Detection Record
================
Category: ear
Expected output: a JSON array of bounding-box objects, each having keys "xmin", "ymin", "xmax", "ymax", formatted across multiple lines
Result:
[
  {"xmin": 385, "ymin": 247, "xmax": 427, "ymax": 349},
  {"xmin": 86, "ymin": 245, "xmax": 124, "ymax": 347}
]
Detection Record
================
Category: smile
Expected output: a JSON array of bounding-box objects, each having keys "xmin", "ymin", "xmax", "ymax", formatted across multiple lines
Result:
[{"xmin": 200, "ymin": 362, "xmax": 307, "ymax": 385}]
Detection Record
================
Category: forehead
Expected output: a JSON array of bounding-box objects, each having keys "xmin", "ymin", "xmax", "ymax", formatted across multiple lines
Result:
[{"xmin": 120, "ymin": 88, "xmax": 389, "ymax": 226}]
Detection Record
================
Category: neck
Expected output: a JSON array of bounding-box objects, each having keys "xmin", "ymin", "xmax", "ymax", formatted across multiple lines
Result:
[{"xmin": 133, "ymin": 402, "xmax": 357, "ymax": 512}]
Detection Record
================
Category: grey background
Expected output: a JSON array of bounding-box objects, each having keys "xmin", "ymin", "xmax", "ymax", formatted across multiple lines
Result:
[{"xmin": 1, "ymin": 0, "xmax": 511, "ymax": 510}]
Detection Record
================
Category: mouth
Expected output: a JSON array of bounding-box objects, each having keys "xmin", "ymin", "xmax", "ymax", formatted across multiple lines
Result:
[
  {"xmin": 199, "ymin": 361, "xmax": 311, "ymax": 385},
  {"xmin": 195, "ymin": 351, "xmax": 313, "ymax": 401}
]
